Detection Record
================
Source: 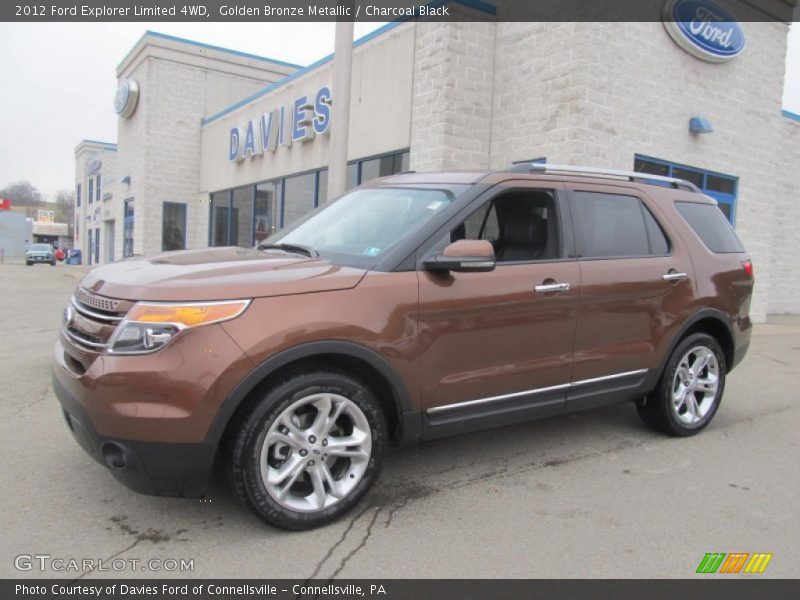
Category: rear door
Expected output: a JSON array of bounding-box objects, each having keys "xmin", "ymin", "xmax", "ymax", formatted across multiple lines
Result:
[{"xmin": 565, "ymin": 184, "xmax": 695, "ymax": 410}]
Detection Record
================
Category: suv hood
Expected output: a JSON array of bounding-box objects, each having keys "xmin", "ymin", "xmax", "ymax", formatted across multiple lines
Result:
[{"xmin": 78, "ymin": 247, "xmax": 368, "ymax": 302}]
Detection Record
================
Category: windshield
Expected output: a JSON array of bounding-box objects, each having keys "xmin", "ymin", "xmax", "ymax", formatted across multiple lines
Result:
[
  {"xmin": 30, "ymin": 244, "xmax": 52, "ymax": 252},
  {"xmin": 264, "ymin": 185, "xmax": 465, "ymax": 266}
]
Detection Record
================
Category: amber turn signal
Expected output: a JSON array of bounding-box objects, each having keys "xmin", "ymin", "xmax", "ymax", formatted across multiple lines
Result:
[{"xmin": 126, "ymin": 300, "xmax": 251, "ymax": 328}]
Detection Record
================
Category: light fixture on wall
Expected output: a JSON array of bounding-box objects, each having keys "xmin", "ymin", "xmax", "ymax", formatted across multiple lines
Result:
[{"xmin": 689, "ymin": 117, "xmax": 714, "ymax": 134}]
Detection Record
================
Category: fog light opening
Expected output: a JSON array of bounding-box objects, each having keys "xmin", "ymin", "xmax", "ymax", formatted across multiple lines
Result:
[{"xmin": 102, "ymin": 443, "xmax": 128, "ymax": 470}]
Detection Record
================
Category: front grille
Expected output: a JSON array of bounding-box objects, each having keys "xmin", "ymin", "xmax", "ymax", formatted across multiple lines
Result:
[
  {"xmin": 63, "ymin": 289, "xmax": 131, "ymax": 355},
  {"xmin": 76, "ymin": 288, "xmax": 121, "ymax": 313}
]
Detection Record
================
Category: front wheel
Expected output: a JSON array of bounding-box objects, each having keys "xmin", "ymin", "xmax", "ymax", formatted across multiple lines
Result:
[
  {"xmin": 637, "ymin": 333, "xmax": 726, "ymax": 436},
  {"xmin": 227, "ymin": 369, "xmax": 387, "ymax": 530}
]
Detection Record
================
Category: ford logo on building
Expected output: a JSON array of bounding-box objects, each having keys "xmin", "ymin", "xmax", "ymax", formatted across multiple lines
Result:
[{"xmin": 663, "ymin": 0, "xmax": 746, "ymax": 63}]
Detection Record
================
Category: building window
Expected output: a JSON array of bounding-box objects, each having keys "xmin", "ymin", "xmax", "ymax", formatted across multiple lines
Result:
[
  {"xmin": 76, "ymin": 183, "xmax": 81, "ymax": 208},
  {"xmin": 255, "ymin": 181, "xmax": 280, "ymax": 244},
  {"xmin": 282, "ymin": 172, "xmax": 316, "ymax": 228},
  {"xmin": 123, "ymin": 198, "xmax": 135, "ymax": 258},
  {"xmin": 208, "ymin": 149, "xmax": 411, "ymax": 245},
  {"xmin": 359, "ymin": 151, "xmax": 410, "ymax": 184},
  {"xmin": 88, "ymin": 178, "xmax": 94, "ymax": 205},
  {"xmin": 210, "ymin": 191, "xmax": 230, "ymax": 246},
  {"xmin": 96, "ymin": 174, "xmax": 102, "ymax": 202},
  {"xmin": 346, "ymin": 163, "xmax": 358, "ymax": 190},
  {"xmin": 231, "ymin": 186, "xmax": 254, "ymax": 246},
  {"xmin": 634, "ymin": 156, "xmax": 738, "ymax": 224},
  {"xmin": 162, "ymin": 202, "xmax": 187, "ymax": 251}
]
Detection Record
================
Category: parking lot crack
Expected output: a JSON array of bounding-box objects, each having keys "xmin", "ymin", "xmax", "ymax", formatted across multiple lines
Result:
[
  {"xmin": 4, "ymin": 381, "xmax": 51, "ymax": 421},
  {"xmin": 70, "ymin": 538, "xmax": 140, "ymax": 582},
  {"xmin": 304, "ymin": 504, "xmax": 373, "ymax": 581},
  {"xmin": 327, "ymin": 506, "xmax": 382, "ymax": 581}
]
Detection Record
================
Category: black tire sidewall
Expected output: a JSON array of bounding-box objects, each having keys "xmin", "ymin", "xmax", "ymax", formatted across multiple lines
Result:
[
  {"xmin": 660, "ymin": 333, "xmax": 726, "ymax": 435},
  {"xmin": 235, "ymin": 370, "xmax": 387, "ymax": 530}
]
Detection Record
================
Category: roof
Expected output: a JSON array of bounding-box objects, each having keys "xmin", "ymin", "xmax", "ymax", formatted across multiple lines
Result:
[{"xmin": 118, "ymin": 30, "xmax": 304, "ymax": 74}]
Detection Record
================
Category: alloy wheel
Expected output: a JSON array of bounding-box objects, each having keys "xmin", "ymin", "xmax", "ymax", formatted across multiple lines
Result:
[
  {"xmin": 671, "ymin": 345, "xmax": 720, "ymax": 425},
  {"xmin": 259, "ymin": 393, "xmax": 372, "ymax": 512}
]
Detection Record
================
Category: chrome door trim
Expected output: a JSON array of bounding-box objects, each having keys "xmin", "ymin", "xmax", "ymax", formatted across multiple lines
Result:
[
  {"xmin": 534, "ymin": 282, "xmax": 571, "ymax": 293},
  {"xmin": 570, "ymin": 369, "xmax": 649, "ymax": 387},
  {"xmin": 662, "ymin": 272, "xmax": 688, "ymax": 282},
  {"xmin": 426, "ymin": 369, "xmax": 649, "ymax": 415}
]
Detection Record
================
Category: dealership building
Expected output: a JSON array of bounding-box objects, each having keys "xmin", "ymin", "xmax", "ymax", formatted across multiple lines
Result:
[{"xmin": 74, "ymin": 2, "xmax": 799, "ymax": 320}]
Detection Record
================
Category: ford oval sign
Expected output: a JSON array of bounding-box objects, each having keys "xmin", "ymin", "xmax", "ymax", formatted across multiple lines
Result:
[{"xmin": 663, "ymin": 0, "xmax": 746, "ymax": 63}]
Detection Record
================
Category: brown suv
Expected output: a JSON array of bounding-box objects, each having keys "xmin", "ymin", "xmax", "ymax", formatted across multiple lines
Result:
[{"xmin": 53, "ymin": 164, "xmax": 753, "ymax": 529}]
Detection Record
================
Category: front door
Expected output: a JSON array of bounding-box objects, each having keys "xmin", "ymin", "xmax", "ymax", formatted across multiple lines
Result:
[
  {"xmin": 565, "ymin": 184, "xmax": 695, "ymax": 410},
  {"xmin": 417, "ymin": 183, "xmax": 580, "ymax": 436}
]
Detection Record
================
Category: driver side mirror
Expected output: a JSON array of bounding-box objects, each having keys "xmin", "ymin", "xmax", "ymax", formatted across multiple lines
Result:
[{"xmin": 424, "ymin": 239, "xmax": 496, "ymax": 273}]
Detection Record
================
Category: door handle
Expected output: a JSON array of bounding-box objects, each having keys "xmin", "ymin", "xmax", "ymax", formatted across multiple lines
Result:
[
  {"xmin": 662, "ymin": 272, "xmax": 688, "ymax": 282},
  {"xmin": 535, "ymin": 282, "xmax": 571, "ymax": 293}
]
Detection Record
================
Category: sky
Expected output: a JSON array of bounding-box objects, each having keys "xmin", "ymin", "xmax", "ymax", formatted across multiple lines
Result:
[{"xmin": 0, "ymin": 21, "xmax": 797, "ymax": 201}]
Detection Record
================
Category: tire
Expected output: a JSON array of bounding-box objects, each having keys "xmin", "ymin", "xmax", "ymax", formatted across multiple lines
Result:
[
  {"xmin": 637, "ymin": 332, "xmax": 726, "ymax": 436},
  {"xmin": 227, "ymin": 369, "xmax": 387, "ymax": 530}
]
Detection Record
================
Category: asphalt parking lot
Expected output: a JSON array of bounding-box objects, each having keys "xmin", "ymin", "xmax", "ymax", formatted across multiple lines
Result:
[{"xmin": 0, "ymin": 260, "xmax": 798, "ymax": 580}]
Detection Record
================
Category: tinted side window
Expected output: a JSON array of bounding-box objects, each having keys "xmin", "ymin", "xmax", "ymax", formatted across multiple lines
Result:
[
  {"xmin": 675, "ymin": 201, "xmax": 745, "ymax": 253},
  {"xmin": 459, "ymin": 201, "xmax": 499, "ymax": 242},
  {"xmin": 449, "ymin": 190, "xmax": 559, "ymax": 263},
  {"xmin": 642, "ymin": 205, "xmax": 670, "ymax": 255},
  {"xmin": 571, "ymin": 192, "xmax": 651, "ymax": 258}
]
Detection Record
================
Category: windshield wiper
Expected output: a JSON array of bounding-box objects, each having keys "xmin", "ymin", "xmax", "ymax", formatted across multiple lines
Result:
[{"xmin": 257, "ymin": 243, "xmax": 318, "ymax": 258}]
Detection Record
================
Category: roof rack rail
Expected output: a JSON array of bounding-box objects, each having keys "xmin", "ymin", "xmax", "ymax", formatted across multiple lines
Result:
[{"xmin": 506, "ymin": 162, "xmax": 700, "ymax": 192}]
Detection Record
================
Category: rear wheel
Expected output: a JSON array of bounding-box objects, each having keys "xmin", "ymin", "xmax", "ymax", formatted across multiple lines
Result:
[
  {"xmin": 637, "ymin": 333, "xmax": 726, "ymax": 436},
  {"xmin": 227, "ymin": 369, "xmax": 387, "ymax": 530}
]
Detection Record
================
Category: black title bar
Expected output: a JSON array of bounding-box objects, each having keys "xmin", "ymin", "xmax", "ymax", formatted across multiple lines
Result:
[
  {"xmin": 4, "ymin": 579, "xmax": 800, "ymax": 600},
  {"xmin": 2, "ymin": 0, "xmax": 798, "ymax": 22}
]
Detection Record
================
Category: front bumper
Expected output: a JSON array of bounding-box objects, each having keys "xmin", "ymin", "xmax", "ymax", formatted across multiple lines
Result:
[
  {"xmin": 53, "ymin": 373, "xmax": 216, "ymax": 497},
  {"xmin": 51, "ymin": 327, "xmax": 253, "ymax": 498}
]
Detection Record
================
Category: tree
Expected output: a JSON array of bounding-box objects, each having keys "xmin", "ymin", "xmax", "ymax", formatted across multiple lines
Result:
[
  {"xmin": 53, "ymin": 189, "xmax": 75, "ymax": 224},
  {"xmin": 0, "ymin": 180, "xmax": 44, "ymax": 207}
]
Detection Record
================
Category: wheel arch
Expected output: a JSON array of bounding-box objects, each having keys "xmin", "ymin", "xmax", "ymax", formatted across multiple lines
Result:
[
  {"xmin": 207, "ymin": 341, "xmax": 418, "ymax": 447},
  {"xmin": 662, "ymin": 309, "xmax": 736, "ymax": 377}
]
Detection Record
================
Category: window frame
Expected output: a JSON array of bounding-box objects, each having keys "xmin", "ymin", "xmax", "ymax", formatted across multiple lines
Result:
[
  {"xmin": 415, "ymin": 182, "xmax": 575, "ymax": 270},
  {"xmin": 565, "ymin": 187, "xmax": 674, "ymax": 261},
  {"xmin": 161, "ymin": 201, "xmax": 188, "ymax": 252},
  {"xmin": 635, "ymin": 155, "xmax": 738, "ymax": 225}
]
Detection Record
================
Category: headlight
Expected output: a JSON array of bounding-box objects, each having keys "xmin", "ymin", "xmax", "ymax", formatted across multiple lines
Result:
[{"xmin": 107, "ymin": 299, "xmax": 251, "ymax": 354}]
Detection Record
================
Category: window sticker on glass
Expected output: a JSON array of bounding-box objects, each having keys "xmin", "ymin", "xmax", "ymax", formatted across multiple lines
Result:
[
  {"xmin": 363, "ymin": 247, "xmax": 382, "ymax": 256},
  {"xmin": 427, "ymin": 200, "xmax": 445, "ymax": 211}
]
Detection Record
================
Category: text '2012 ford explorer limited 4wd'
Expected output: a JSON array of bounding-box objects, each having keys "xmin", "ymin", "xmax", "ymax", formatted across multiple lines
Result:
[{"xmin": 53, "ymin": 164, "xmax": 753, "ymax": 529}]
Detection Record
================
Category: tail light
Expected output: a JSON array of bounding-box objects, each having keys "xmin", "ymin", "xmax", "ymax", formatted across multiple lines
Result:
[{"xmin": 742, "ymin": 260, "xmax": 754, "ymax": 278}]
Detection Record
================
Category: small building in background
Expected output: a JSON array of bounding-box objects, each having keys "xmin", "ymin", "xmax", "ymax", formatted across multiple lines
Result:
[{"xmin": 0, "ymin": 210, "xmax": 33, "ymax": 259}]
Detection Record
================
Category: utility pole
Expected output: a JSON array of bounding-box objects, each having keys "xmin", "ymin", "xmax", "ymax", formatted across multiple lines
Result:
[{"xmin": 326, "ymin": 13, "xmax": 354, "ymax": 201}]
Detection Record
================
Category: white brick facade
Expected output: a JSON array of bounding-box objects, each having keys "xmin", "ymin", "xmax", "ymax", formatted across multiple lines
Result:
[
  {"xmin": 406, "ymin": 21, "xmax": 798, "ymax": 320},
  {"xmin": 76, "ymin": 33, "xmax": 296, "ymax": 264},
  {"xmin": 77, "ymin": 21, "xmax": 799, "ymax": 319}
]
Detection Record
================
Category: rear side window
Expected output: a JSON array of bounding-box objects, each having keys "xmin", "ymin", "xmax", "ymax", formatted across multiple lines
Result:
[
  {"xmin": 675, "ymin": 201, "xmax": 744, "ymax": 253},
  {"xmin": 571, "ymin": 192, "xmax": 669, "ymax": 258}
]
